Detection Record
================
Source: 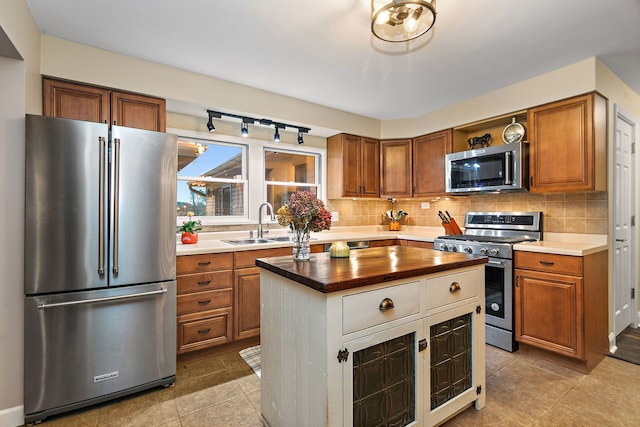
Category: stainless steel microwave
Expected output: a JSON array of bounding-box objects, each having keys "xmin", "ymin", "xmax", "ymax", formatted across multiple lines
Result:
[{"xmin": 445, "ymin": 142, "xmax": 528, "ymax": 193}]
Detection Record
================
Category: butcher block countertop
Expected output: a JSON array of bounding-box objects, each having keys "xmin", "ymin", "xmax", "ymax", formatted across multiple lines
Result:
[{"xmin": 255, "ymin": 245, "xmax": 487, "ymax": 293}]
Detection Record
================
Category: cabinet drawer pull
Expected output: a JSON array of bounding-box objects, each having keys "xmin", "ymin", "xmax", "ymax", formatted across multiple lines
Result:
[
  {"xmin": 197, "ymin": 328, "xmax": 211, "ymax": 335},
  {"xmin": 539, "ymin": 261, "xmax": 555, "ymax": 266},
  {"xmin": 197, "ymin": 299, "xmax": 211, "ymax": 305},
  {"xmin": 449, "ymin": 282, "xmax": 461, "ymax": 293},
  {"xmin": 379, "ymin": 298, "xmax": 395, "ymax": 311},
  {"xmin": 198, "ymin": 261, "xmax": 212, "ymax": 266},
  {"xmin": 197, "ymin": 280, "xmax": 212, "ymax": 286}
]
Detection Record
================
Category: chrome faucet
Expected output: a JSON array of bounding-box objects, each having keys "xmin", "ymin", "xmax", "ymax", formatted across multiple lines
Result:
[{"xmin": 257, "ymin": 202, "xmax": 276, "ymax": 239}]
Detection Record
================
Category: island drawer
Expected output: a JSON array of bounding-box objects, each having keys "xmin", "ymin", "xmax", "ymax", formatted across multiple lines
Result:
[
  {"xmin": 177, "ymin": 271, "xmax": 233, "ymax": 294},
  {"xmin": 424, "ymin": 270, "xmax": 479, "ymax": 310},
  {"xmin": 177, "ymin": 289, "xmax": 233, "ymax": 315},
  {"xmin": 177, "ymin": 307, "xmax": 233, "ymax": 353},
  {"xmin": 515, "ymin": 251, "xmax": 582, "ymax": 276},
  {"xmin": 177, "ymin": 253, "xmax": 234, "ymax": 275},
  {"xmin": 342, "ymin": 281, "xmax": 420, "ymax": 335}
]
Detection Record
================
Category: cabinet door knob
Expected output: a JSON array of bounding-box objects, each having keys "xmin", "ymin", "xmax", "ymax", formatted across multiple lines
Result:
[
  {"xmin": 449, "ymin": 282, "xmax": 461, "ymax": 293},
  {"xmin": 379, "ymin": 298, "xmax": 395, "ymax": 311}
]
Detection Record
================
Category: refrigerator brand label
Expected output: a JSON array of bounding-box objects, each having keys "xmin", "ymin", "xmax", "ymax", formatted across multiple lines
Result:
[{"xmin": 94, "ymin": 371, "xmax": 119, "ymax": 383}]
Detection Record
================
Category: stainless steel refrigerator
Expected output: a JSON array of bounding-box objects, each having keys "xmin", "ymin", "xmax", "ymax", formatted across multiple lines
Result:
[{"xmin": 24, "ymin": 114, "xmax": 177, "ymax": 424}]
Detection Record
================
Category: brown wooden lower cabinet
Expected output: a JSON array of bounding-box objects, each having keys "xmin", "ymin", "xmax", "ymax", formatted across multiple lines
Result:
[
  {"xmin": 177, "ymin": 308, "xmax": 233, "ymax": 353},
  {"xmin": 234, "ymin": 267, "xmax": 262, "ymax": 340},
  {"xmin": 514, "ymin": 250, "xmax": 608, "ymax": 373}
]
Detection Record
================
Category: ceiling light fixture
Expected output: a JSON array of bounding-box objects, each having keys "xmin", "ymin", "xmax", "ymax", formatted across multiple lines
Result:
[
  {"xmin": 205, "ymin": 110, "xmax": 311, "ymax": 144},
  {"xmin": 195, "ymin": 143, "xmax": 207, "ymax": 156},
  {"xmin": 371, "ymin": 0, "xmax": 436, "ymax": 42}
]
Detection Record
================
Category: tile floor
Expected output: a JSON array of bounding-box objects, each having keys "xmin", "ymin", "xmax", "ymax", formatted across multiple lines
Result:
[{"xmin": 36, "ymin": 344, "xmax": 640, "ymax": 426}]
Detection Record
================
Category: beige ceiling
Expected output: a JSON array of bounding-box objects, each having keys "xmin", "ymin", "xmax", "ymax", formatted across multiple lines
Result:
[{"xmin": 27, "ymin": 0, "xmax": 640, "ymax": 120}]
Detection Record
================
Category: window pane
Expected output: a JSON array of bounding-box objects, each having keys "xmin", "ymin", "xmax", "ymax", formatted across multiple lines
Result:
[
  {"xmin": 265, "ymin": 150, "xmax": 316, "ymax": 183},
  {"xmin": 177, "ymin": 181, "xmax": 245, "ymax": 217},
  {"xmin": 178, "ymin": 139, "xmax": 243, "ymax": 179},
  {"xmin": 267, "ymin": 185, "xmax": 317, "ymax": 209},
  {"xmin": 177, "ymin": 138, "xmax": 245, "ymax": 218}
]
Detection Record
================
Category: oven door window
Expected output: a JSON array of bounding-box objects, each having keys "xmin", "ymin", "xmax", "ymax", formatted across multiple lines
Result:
[
  {"xmin": 450, "ymin": 153, "xmax": 507, "ymax": 190},
  {"xmin": 486, "ymin": 265, "xmax": 505, "ymax": 319}
]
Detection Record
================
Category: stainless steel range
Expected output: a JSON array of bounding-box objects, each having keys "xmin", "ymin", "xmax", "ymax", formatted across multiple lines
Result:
[{"xmin": 434, "ymin": 211, "xmax": 542, "ymax": 352}]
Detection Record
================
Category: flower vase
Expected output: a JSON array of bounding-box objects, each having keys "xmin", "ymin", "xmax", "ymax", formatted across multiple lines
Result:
[
  {"xmin": 292, "ymin": 230, "xmax": 311, "ymax": 261},
  {"xmin": 181, "ymin": 232, "xmax": 198, "ymax": 244},
  {"xmin": 389, "ymin": 220, "xmax": 400, "ymax": 231}
]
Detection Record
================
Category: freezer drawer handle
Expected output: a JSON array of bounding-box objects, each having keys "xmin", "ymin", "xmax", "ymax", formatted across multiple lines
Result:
[{"xmin": 37, "ymin": 288, "xmax": 167, "ymax": 310}]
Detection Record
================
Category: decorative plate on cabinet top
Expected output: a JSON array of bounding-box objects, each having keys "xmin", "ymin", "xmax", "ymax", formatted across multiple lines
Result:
[{"xmin": 502, "ymin": 117, "xmax": 525, "ymax": 144}]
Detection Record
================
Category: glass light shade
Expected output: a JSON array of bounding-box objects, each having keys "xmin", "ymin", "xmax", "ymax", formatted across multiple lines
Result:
[{"xmin": 371, "ymin": 0, "xmax": 436, "ymax": 42}]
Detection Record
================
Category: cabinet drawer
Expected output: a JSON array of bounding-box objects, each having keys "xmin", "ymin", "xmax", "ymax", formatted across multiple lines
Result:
[
  {"xmin": 343, "ymin": 281, "xmax": 420, "ymax": 335},
  {"xmin": 177, "ymin": 253, "xmax": 233, "ymax": 275},
  {"xmin": 424, "ymin": 270, "xmax": 479, "ymax": 310},
  {"xmin": 177, "ymin": 308, "xmax": 233, "ymax": 353},
  {"xmin": 177, "ymin": 289, "xmax": 232, "ymax": 315},
  {"xmin": 177, "ymin": 271, "xmax": 233, "ymax": 294},
  {"xmin": 515, "ymin": 251, "xmax": 582, "ymax": 276}
]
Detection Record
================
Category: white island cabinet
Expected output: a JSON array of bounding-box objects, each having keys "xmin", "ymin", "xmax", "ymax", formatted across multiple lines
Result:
[{"xmin": 257, "ymin": 246, "xmax": 486, "ymax": 427}]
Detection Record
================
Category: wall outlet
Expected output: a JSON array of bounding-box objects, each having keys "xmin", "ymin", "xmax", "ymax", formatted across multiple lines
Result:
[
  {"xmin": 421, "ymin": 202, "xmax": 430, "ymax": 209},
  {"xmin": 331, "ymin": 211, "xmax": 339, "ymax": 221}
]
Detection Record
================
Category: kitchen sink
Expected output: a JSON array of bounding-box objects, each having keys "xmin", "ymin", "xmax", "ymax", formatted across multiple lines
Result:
[
  {"xmin": 223, "ymin": 238, "xmax": 272, "ymax": 245},
  {"xmin": 267, "ymin": 236, "xmax": 293, "ymax": 242}
]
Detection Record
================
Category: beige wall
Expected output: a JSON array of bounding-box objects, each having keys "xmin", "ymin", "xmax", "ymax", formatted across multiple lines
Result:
[
  {"xmin": 40, "ymin": 36, "xmax": 380, "ymax": 139},
  {"xmin": 0, "ymin": 1, "xmax": 41, "ymax": 423}
]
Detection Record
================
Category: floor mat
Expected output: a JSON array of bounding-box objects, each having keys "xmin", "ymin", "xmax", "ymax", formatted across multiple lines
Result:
[
  {"xmin": 609, "ymin": 327, "xmax": 640, "ymax": 365},
  {"xmin": 239, "ymin": 345, "xmax": 261, "ymax": 378}
]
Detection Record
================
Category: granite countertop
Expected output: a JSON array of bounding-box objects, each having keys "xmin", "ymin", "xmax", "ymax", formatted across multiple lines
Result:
[
  {"xmin": 513, "ymin": 232, "xmax": 608, "ymax": 256},
  {"xmin": 256, "ymin": 245, "xmax": 487, "ymax": 293},
  {"xmin": 176, "ymin": 226, "xmax": 443, "ymax": 255},
  {"xmin": 176, "ymin": 226, "xmax": 609, "ymax": 257}
]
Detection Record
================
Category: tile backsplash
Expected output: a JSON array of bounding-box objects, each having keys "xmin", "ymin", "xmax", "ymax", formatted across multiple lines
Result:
[{"xmin": 327, "ymin": 192, "xmax": 608, "ymax": 235}]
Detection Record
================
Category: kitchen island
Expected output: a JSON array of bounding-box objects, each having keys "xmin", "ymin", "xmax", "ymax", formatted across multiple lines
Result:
[{"xmin": 257, "ymin": 246, "xmax": 487, "ymax": 427}]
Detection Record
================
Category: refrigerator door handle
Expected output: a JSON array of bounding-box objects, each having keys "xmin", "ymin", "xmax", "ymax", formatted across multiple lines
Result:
[
  {"xmin": 98, "ymin": 136, "xmax": 106, "ymax": 276},
  {"xmin": 37, "ymin": 288, "xmax": 167, "ymax": 310},
  {"xmin": 112, "ymin": 138, "xmax": 121, "ymax": 275}
]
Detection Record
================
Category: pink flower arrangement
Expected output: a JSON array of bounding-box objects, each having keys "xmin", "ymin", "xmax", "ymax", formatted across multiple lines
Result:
[{"xmin": 276, "ymin": 190, "xmax": 332, "ymax": 233}]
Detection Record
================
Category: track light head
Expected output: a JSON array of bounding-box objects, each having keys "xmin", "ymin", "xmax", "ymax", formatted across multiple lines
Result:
[
  {"xmin": 297, "ymin": 131, "xmax": 304, "ymax": 144},
  {"xmin": 241, "ymin": 122, "xmax": 249, "ymax": 137},
  {"xmin": 274, "ymin": 128, "xmax": 280, "ymax": 142},
  {"xmin": 206, "ymin": 116, "xmax": 215, "ymax": 132}
]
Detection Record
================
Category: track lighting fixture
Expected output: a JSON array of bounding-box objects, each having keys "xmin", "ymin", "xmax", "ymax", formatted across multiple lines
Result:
[{"xmin": 205, "ymin": 109, "xmax": 311, "ymax": 144}]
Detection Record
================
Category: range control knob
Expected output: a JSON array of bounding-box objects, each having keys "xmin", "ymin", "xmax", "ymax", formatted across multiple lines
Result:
[
  {"xmin": 490, "ymin": 248, "xmax": 500, "ymax": 256},
  {"xmin": 439, "ymin": 243, "xmax": 447, "ymax": 251},
  {"xmin": 447, "ymin": 244, "xmax": 457, "ymax": 252},
  {"xmin": 480, "ymin": 247, "xmax": 489, "ymax": 255},
  {"xmin": 464, "ymin": 246, "xmax": 473, "ymax": 254}
]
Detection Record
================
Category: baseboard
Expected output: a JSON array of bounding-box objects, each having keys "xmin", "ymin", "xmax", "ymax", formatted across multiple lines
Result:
[
  {"xmin": 609, "ymin": 332, "xmax": 618, "ymax": 354},
  {"xmin": 0, "ymin": 405, "xmax": 23, "ymax": 427}
]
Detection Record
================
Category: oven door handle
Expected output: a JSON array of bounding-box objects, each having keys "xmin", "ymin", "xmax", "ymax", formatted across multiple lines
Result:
[{"xmin": 487, "ymin": 260, "xmax": 505, "ymax": 266}]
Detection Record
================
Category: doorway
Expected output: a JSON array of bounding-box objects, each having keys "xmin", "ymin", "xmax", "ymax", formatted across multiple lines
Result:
[{"xmin": 612, "ymin": 104, "xmax": 638, "ymax": 348}]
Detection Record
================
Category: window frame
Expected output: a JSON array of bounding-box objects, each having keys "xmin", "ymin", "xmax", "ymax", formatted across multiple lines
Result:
[{"xmin": 171, "ymin": 128, "xmax": 326, "ymax": 227}]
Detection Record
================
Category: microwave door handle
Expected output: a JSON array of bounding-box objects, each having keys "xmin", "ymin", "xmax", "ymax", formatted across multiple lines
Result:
[{"xmin": 504, "ymin": 151, "xmax": 512, "ymax": 185}]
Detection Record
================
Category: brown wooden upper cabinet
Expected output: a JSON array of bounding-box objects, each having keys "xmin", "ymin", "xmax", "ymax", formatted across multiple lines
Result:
[
  {"xmin": 43, "ymin": 77, "xmax": 166, "ymax": 132},
  {"xmin": 527, "ymin": 92, "xmax": 606, "ymax": 193},
  {"xmin": 380, "ymin": 138, "xmax": 412, "ymax": 198},
  {"xmin": 412, "ymin": 129, "xmax": 452, "ymax": 197},
  {"xmin": 327, "ymin": 133, "xmax": 380, "ymax": 198}
]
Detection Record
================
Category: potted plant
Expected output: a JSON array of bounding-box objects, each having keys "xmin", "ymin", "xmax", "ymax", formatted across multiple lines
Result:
[{"xmin": 179, "ymin": 211, "xmax": 202, "ymax": 244}]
